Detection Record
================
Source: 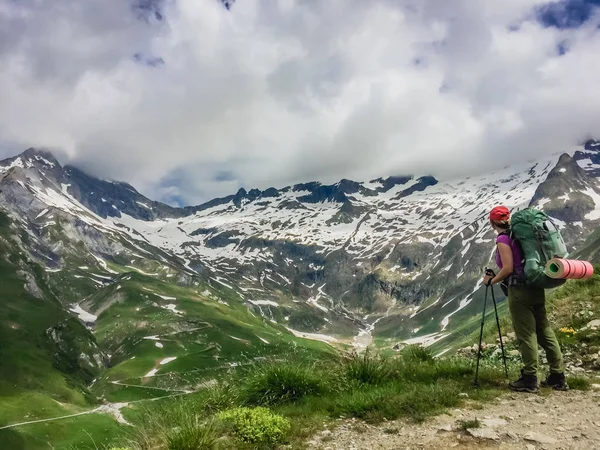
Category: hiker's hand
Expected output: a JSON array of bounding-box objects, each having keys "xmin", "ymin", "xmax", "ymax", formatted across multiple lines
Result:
[{"xmin": 483, "ymin": 274, "xmax": 493, "ymax": 286}]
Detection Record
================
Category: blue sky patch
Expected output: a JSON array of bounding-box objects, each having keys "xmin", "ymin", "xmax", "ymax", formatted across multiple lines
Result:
[
  {"xmin": 557, "ymin": 39, "xmax": 570, "ymax": 55},
  {"xmin": 536, "ymin": 0, "xmax": 600, "ymax": 29},
  {"xmin": 132, "ymin": 0, "xmax": 165, "ymax": 22},
  {"xmin": 133, "ymin": 52, "xmax": 165, "ymax": 67}
]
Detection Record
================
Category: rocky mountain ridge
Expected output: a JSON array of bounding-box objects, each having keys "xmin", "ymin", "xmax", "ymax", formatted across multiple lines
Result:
[{"xmin": 2, "ymin": 142, "xmax": 600, "ymax": 353}]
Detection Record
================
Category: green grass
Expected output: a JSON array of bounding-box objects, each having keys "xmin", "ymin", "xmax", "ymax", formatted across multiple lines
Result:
[
  {"xmin": 0, "ymin": 215, "xmax": 102, "ymax": 428},
  {"xmin": 240, "ymin": 361, "xmax": 328, "ymax": 406},
  {"xmin": 339, "ymin": 349, "xmax": 394, "ymax": 386},
  {"xmin": 457, "ymin": 419, "xmax": 480, "ymax": 431},
  {"xmin": 166, "ymin": 420, "xmax": 220, "ymax": 450},
  {"xmin": 112, "ymin": 348, "xmax": 508, "ymax": 449},
  {"xmin": 567, "ymin": 376, "xmax": 591, "ymax": 391},
  {"xmin": 0, "ymin": 386, "xmax": 90, "ymax": 427},
  {"xmin": 0, "ymin": 413, "xmax": 125, "ymax": 450}
]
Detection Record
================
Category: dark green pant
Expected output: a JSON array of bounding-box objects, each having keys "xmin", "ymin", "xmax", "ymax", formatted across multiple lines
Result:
[{"xmin": 508, "ymin": 286, "xmax": 564, "ymax": 376}]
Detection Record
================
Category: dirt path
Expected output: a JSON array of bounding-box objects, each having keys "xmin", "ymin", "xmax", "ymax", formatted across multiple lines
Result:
[{"xmin": 307, "ymin": 389, "xmax": 600, "ymax": 450}]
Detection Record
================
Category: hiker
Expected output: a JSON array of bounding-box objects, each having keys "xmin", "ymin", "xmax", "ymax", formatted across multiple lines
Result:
[{"xmin": 483, "ymin": 206, "xmax": 568, "ymax": 392}]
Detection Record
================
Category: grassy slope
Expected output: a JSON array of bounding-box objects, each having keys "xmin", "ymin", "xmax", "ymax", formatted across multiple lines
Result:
[
  {"xmin": 0, "ymin": 213, "xmax": 98, "ymax": 424},
  {"xmin": 0, "ymin": 208, "xmax": 336, "ymax": 448},
  {"xmin": 84, "ymin": 272, "xmax": 335, "ymax": 401},
  {"xmin": 2, "ymin": 269, "xmax": 334, "ymax": 449},
  {"xmin": 1, "ymin": 414, "xmax": 124, "ymax": 450},
  {"xmin": 572, "ymin": 225, "xmax": 600, "ymax": 263},
  {"xmin": 0, "ymin": 212, "xmax": 127, "ymax": 449},
  {"xmin": 107, "ymin": 347, "xmax": 514, "ymax": 450}
]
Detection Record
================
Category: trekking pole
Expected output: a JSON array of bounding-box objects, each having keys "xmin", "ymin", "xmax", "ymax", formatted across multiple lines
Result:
[
  {"xmin": 473, "ymin": 283, "xmax": 489, "ymax": 387},
  {"xmin": 490, "ymin": 285, "xmax": 509, "ymax": 378}
]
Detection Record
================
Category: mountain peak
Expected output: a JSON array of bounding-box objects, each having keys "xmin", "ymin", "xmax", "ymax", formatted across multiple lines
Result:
[
  {"xmin": 20, "ymin": 148, "xmax": 61, "ymax": 167},
  {"xmin": 21, "ymin": 147, "xmax": 56, "ymax": 159},
  {"xmin": 0, "ymin": 147, "xmax": 61, "ymax": 173},
  {"xmin": 584, "ymin": 139, "xmax": 600, "ymax": 152},
  {"xmin": 370, "ymin": 175, "xmax": 414, "ymax": 192}
]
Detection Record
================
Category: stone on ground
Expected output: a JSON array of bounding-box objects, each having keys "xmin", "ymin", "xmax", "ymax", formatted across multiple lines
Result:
[{"xmin": 467, "ymin": 427, "xmax": 500, "ymax": 440}]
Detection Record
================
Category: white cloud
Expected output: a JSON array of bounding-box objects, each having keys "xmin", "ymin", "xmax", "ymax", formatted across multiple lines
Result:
[{"xmin": 1, "ymin": 0, "xmax": 599, "ymax": 204}]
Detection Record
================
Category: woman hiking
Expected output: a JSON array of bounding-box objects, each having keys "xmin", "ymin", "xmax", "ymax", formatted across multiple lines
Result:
[{"xmin": 483, "ymin": 206, "xmax": 568, "ymax": 392}]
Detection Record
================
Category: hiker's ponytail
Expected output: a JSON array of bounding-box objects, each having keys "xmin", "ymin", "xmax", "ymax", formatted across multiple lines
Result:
[{"xmin": 491, "ymin": 219, "xmax": 510, "ymax": 230}]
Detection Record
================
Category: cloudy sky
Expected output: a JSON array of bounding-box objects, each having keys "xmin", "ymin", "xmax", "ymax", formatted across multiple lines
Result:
[{"xmin": 1, "ymin": 0, "xmax": 600, "ymax": 205}]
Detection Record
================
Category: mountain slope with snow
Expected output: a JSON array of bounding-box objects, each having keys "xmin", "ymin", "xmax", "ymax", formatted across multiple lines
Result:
[{"xmin": 1, "ymin": 141, "xmax": 600, "ymax": 356}]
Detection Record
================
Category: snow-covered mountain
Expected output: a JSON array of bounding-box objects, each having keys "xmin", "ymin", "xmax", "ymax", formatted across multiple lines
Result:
[{"xmin": 1, "ymin": 141, "xmax": 600, "ymax": 353}]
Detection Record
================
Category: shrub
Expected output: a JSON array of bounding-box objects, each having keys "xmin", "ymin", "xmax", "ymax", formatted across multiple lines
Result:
[
  {"xmin": 567, "ymin": 376, "xmax": 590, "ymax": 391},
  {"xmin": 218, "ymin": 407, "xmax": 291, "ymax": 445},
  {"xmin": 401, "ymin": 345, "xmax": 434, "ymax": 363},
  {"xmin": 240, "ymin": 361, "xmax": 326, "ymax": 406},
  {"xmin": 341, "ymin": 349, "xmax": 393, "ymax": 385},
  {"xmin": 126, "ymin": 402, "xmax": 220, "ymax": 450},
  {"xmin": 198, "ymin": 382, "xmax": 239, "ymax": 414},
  {"xmin": 457, "ymin": 419, "xmax": 480, "ymax": 431},
  {"xmin": 166, "ymin": 421, "xmax": 220, "ymax": 450}
]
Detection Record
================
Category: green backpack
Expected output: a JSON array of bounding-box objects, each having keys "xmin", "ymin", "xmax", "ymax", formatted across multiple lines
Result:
[{"xmin": 509, "ymin": 208, "xmax": 568, "ymax": 289}]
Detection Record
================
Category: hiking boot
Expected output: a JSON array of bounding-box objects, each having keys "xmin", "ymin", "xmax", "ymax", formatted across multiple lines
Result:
[
  {"xmin": 509, "ymin": 370, "xmax": 539, "ymax": 393},
  {"xmin": 541, "ymin": 372, "xmax": 569, "ymax": 391}
]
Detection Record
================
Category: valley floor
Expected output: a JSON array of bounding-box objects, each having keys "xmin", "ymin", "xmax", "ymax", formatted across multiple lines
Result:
[{"xmin": 306, "ymin": 388, "xmax": 600, "ymax": 450}]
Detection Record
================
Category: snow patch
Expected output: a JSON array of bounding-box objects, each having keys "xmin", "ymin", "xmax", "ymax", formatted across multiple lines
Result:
[
  {"xmin": 402, "ymin": 332, "xmax": 448, "ymax": 347},
  {"xmin": 583, "ymin": 188, "xmax": 600, "ymax": 220},
  {"xmin": 144, "ymin": 368, "xmax": 159, "ymax": 377},
  {"xmin": 35, "ymin": 209, "xmax": 49, "ymax": 219},
  {"xmin": 70, "ymin": 305, "xmax": 97, "ymax": 323},
  {"xmin": 0, "ymin": 157, "xmax": 24, "ymax": 172},
  {"xmin": 161, "ymin": 303, "xmax": 183, "ymax": 315},
  {"xmin": 536, "ymin": 198, "xmax": 552, "ymax": 209},
  {"xmin": 287, "ymin": 328, "xmax": 338, "ymax": 344},
  {"xmin": 160, "ymin": 357, "xmax": 177, "ymax": 365},
  {"xmin": 249, "ymin": 300, "xmax": 279, "ymax": 307},
  {"xmin": 136, "ymin": 201, "xmax": 152, "ymax": 210}
]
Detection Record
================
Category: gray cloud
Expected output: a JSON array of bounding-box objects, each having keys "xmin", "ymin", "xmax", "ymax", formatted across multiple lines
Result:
[{"xmin": 1, "ymin": 0, "xmax": 600, "ymax": 205}]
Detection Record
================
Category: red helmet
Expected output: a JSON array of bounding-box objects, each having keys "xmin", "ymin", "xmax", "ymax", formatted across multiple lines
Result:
[{"xmin": 489, "ymin": 206, "xmax": 510, "ymax": 221}]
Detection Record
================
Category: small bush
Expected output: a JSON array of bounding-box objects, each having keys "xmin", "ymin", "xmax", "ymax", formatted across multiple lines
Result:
[
  {"xmin": 567, "ymin": 376, "xmax": 590, "ymax": 391},
  {"xmin": 126, "ymin": 402, "xmax": 220, "ymax": 450},
  {"xmin": 218, "ymin": 407, "xmax": 291, "ymax": 445},
  {"xmin": 401, "ymin": 345, "xmax": 434, "ymax": 363},
  {"xmin": 199, "ymin": 382, "xmax": 240, "ymax": 414},
  {"xmin": 166, "ymin": 422, "xmax": 220, "ymax": 450},
  {"xmin": 457, "ymin": 419, "xmax": 480, "ymax": 431},
  {"xmin": 341, "ymin": 349, "xmax": 393, "ymax": 385},
  {"xmin": 240, "ymin": 361, "xmax": 326, "ymax": 406}
]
